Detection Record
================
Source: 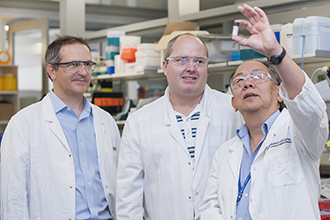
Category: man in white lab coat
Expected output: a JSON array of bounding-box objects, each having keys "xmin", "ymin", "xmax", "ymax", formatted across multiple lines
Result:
[
  {"xmin": 196, "ymin": 4, "xmax": 329, "ymax": 220},
  {"xmin": 116, "ymin": 33, "xmax": 243, "ymax": 220},
  {"xmin": 1, "ymin": 35, "xmax": 121, "ymax": 219}
]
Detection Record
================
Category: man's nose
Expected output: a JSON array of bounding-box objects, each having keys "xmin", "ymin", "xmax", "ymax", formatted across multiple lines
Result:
[
  {"xmin": 243, "ymin": 77, "xmax": 254, "ymax": 88},
  {"xmin": 186, "ymin": 59, "xmax": 196, "ymax": 68},
  {"xmin": 78, "ymin": 65, "xmax": 88, "ymax": 74}
]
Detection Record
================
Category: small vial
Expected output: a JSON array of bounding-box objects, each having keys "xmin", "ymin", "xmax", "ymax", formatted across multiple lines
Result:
[{"xmin": 232, "ymin": 22, "xmax": 240, "ymax": 36}]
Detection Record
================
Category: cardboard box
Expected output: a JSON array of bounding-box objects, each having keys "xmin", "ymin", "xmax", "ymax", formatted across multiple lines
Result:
[
  {"xmin": 0, "ymin": 102, "xmax": 14, "ymax": 121},
  {"xmin": 155, "ymin": 21, "xmax": 204, "ymax": 51},
  {"xmin": 155, "ymin": 21, "xmax": 210, "ymax": 66}
]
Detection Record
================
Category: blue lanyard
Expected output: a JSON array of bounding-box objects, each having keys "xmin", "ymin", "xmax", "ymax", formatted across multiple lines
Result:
[{"xmin": 237, "ymin": 172, "xmax": 251, "ymax": 205}]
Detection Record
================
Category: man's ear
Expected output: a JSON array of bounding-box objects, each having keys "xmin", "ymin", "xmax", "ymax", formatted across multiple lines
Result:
[
  {"xmin": 231, "ymin": 96, "xmax": 238, "ymax": 112},
  {"xmin": 46, "ymin": 64, "xmax": 56, "ymax": 81},
  {"xmin": 162, "ymin": 60, "xmax": 167, "ymax": 76},
  {"xmin": 276, "ymin": 86, "xmax": 283, "ymax": 103}
]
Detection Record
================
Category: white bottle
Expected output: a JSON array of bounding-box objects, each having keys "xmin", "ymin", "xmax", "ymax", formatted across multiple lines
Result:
[{"xmin": 280, "ymin": 23, "xmax": 294, "ymax": 57}]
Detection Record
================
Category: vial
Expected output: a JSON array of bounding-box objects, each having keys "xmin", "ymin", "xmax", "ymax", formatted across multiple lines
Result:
[{"xmin": 232, "ymin": 22, "xmax": 239, "ymax": 36}]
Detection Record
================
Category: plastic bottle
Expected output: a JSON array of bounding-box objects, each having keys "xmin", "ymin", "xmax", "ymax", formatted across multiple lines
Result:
[
  {"xmin": 0, "ymin": 75, "xmax": 3, "ymax": 90},
  {"xmin": 3, "ymin": 74, "xmax": 17, "ymax": 91}
]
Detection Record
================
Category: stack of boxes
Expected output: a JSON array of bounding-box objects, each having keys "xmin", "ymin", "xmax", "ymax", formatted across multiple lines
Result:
[
  {"xmin": 134, "ymin": 43, "xmax": 160, "ymax": 72},
  {"xmin": 106, "ymin": 31, "xmax": 125, "ymax": 74},
  {"xmin": 119, "ymin": 36, "xmax": 141, "ymax": 73},
  {"xmin": 292, "ymin": 16, "xmax": 330, "ymax": 55}
]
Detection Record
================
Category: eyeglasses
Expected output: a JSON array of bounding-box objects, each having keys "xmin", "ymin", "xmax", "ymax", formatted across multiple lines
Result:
[
  {"xmin": 166, "ymin": 56, "xmax": 209, "ymax": 68},
  {"xmin": 231, "ymin": 70, "xmax": 275, "ymax": 90},
  {"xmin": 52, "ymin": 61, "xmax": 96, "ymax": 73}
]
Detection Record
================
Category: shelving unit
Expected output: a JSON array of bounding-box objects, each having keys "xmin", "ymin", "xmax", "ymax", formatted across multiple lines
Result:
[
  {"xmin": 91, "ymin": 68, "xmax": 165, "ymax": 82},
  {"xmin": 156, "ymin": 50, "xmax": 330, "ymax": 75},
  {"xmin": 90, "ymin": 67, "xmax": 167, "ymax": 130},
  {"xmin": 208, "ymin": 50, "xmax": 330, "ymax": 74},
  {"xmin": 0, "ymin": 65, "xmax": 19, "ymax": 133}
]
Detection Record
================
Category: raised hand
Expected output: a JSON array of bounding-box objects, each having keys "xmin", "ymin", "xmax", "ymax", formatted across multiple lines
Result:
[{"xmin": 232, "ymin": 4, "xmax": 282, "ymax": 58}]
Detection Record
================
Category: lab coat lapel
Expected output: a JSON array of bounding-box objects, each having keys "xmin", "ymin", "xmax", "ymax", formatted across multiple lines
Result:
[
  {"xmin": 164, "ymin": 90, "xmax": 191, "ymax": 158},
  {"xmin": 229, "ymin": 139, "xmax": 243, "ymax": 183},
  {"xmin": 254, "ymin": 109, "xmax": 290, "ymax": 161},
  {"xmin": 194, "ymin": 85, "xmax": 210, "ymax": 166},
  {"xmin": 42, "ymin": 94, "xmax": 71, "ymax": 153},
  {"xmin": 194, "ymin": 112, "xmax": 209, "ymax": 166}
]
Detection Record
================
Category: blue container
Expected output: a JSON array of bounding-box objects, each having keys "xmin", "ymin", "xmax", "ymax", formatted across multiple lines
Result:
[
  {"xmin": 240, "ymin": 49, "xmax": 265, "ymax": 60},
  {"xmin": 231, "ymin": 51, "xmax": 241, "ymax": 61},
  {"xmin": 107, "ymin": 66, "xmax": 115, "ymax": 75},
  {"xmin": 110, "ymin": 51, "xmax": 119, "ymax": 60},
  {"xmin": 107, "ymin": 37, "xmax": 120, "ymax": 46}
]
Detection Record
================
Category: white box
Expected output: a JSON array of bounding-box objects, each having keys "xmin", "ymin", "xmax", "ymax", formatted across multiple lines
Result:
[
  {"xmin": 280, "ymin": 23, "xmax": 294, "ymax": 56},
  {"xmin": 137, "ymin": 43, "xmax": 157, "ymax": 51},
  {"xmin": 135, "ymin": 50, "xmax": 160, "ymax": 58},
  {"xmin": 136, "ymin": 57, "xmax": 160, "ymax": 67},
  {"xmin": 125, "ymin": 62, "xmax": 136, "ymax": 73},
  {"xmin": 198, "ymin": 35, "xmax": 239, "ymax": 62},
  {"xmin": 120, "ymin": 36, "xmax": 141, "ymax": 52},
  {"xmin": 293, "ymin": 16, "xmax": 330, "ymax": 55}
]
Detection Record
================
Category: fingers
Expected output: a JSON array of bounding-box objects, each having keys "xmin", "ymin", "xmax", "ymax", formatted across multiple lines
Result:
[
  {"xmin": 232, "ymin": 36, "xmax": 249, "ymax": 47},
  {"xmin": 233, "ymin": 19, "xmax": 254, "ymax": 34},
  {"xmin": 238, "ymin": 4, "xmax": 269, "ymax": 25}
]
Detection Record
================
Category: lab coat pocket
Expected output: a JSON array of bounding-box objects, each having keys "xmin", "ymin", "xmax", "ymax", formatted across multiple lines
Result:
[{"xmin": 267, "ymin": 146, "xmax": 304, "ymax": 188}]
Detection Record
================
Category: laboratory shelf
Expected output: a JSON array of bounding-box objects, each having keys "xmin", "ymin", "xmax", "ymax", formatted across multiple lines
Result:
[
  {"xmin": 208, "ymin": 50, "xmax": 330, "ymax": 74},
  {"xmin": 0, "ymin": 120, "xmax": 9, "ymax": 125},
  {"xmin": 0, "ymin": 91, "xmax": 19, "ymax": 95},
  {"xmin": 91, "ymin": 68, "xmax": 165, "ymax": 81},
  {"xmin": 157, "ymin": 50, "xmax": 330, "ymax": 75}
]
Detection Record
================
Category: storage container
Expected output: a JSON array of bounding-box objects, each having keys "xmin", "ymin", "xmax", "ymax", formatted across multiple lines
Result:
[
  {"xmin": 280, "ymin": 23, "xmax": 294, "ymax": 56},
  {"xmin": 271, "ymin": 24, "xmax": 282, "ymax": 43},
  {"xmin": 0, "ymin": 76, "xmax": 3, "ymax": 90},
  {"xmin": 107, "ymin": 31, "xmax": 125, "ymax": 46},
  {"xmin": 120, "ymin": 36, "xmax": 141, "ymax": 52},
  {"xmin": 198, "ymin": 35, "xmax": 239, "ymax": 63},
  {"xmin": 292, "ymin": 18, "xmax": 305, "ymax": 55},
  {"xmin": 3, "ymin": 74, "xmax": 17, "ymax": 91},
  {"xmin": 121, "ymin": 48, "xmax": 137, "ymax": 63},
  {"xmin": 293, "ymin": 16, "xmax": 330, "ymax": 55}
]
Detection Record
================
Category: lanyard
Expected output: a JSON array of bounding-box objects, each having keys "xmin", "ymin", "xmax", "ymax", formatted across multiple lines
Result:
[{"xmin": 237, "ymin": 172, "xmax": 251, "ymax": 205}]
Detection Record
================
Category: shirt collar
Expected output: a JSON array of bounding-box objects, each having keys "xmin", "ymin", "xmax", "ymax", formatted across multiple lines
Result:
[
  {"xmin": 236, "ymin": 109, "xmax": 281, "ymax": 140},
  {"xmin": 166, "ymin": 87, "xmax": 205, "ymax": 118},
  {"xmin": 49, "ymin": 90, "xmax": 92, "ymax": 117}
]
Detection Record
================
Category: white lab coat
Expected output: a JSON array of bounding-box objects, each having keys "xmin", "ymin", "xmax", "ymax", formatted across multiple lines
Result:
[
  {"xmin": 196, "ymin": 74, "xmax": 329, "ymax": 220},
  {"xmin": 0, "ymin": 94, "xmax": 121, "ymax": 220},
  {"xmin": 116, "ymin": 85, "xmax": 244, "ymax": 220}
]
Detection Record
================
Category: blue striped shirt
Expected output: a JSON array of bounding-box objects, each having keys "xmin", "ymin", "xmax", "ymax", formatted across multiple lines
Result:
[
  {"xmin": 175, "ymin": 107, "xmax": 201, "ymax": 160},
  {"xmin": 49, "ymin": 91, "xmax": 111, "ymax": 220}
]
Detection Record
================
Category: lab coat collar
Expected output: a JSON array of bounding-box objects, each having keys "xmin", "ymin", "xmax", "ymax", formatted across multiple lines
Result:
[
  {"xmin": 163, "ymin": 85, "xmax": 212, "ymax": 124},
  {"xmin": 163, "ymin": 85, "xmax": 211, "ymax": 163},
  {"xmin": 228, "ymin": 109, "xmax": 290, "ymax": 181},
  {"xmin": 256, "ymin": 109, "xmax": 290, "ymax": 155},
  {"xmin": 41, "ymin": 93, "xmax": 71, "ymax": 153}
]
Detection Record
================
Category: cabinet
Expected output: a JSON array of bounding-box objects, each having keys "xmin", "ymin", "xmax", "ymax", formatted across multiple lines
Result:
[
  {"xmin": 90, "ymin": 68, "xmax": 166, "ymax": 131},
  {"xmin": 0, "ymin": 65, "xmax": 19, "ymax": 133}
]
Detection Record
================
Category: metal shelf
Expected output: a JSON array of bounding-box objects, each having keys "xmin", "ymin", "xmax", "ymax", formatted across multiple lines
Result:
[
  {"xmin": 91, "ymin": 68, "xmax": 165, "ymax": 81},
  {"xmin": 209, "ymin": 50, "xmax": 330, "ymax": 74},
  {"xmin": 0, "ymin": 120, "xmax": 9, "ymax": 125},
  {"xmin": 157, "ymin": 50, "xmax": 330, "ymax": 75},
  {"xmin": 0, "ymin": 91, "xmax": 19, "ymax": 95}
]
